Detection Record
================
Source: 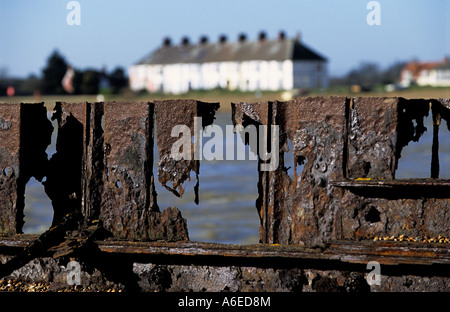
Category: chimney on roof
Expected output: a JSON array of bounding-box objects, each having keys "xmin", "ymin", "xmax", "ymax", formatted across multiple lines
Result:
[
  {"xmin": 219, "ymin": 34, "xmax": 227, "ymax": 44},
  {"xmin": 238, "ymin": 33, "xmax": 247, "ymax": 43},
  {"xmin": 278, "ymin": 31, "xmax": 286, "ymax": 41},
  {"xmin": 258, "ymin": 31, "xmax": 267, "ymax": 42},
  {"xmin": 199, "ymin": 35, "xmax": 208, "ymax": 45},
  {"xmin": 181, "ymin": 36, "xmax": 190, "ymax": 46},
  {"xmin": 163, "ymin": 37, "xmax": 171, "ymax": 47},
  {"xmin": 294, "ymin": 32, "xmax": 301, "ymax": 43}
]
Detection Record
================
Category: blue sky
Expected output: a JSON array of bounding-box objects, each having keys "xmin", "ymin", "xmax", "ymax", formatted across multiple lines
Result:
[{"xmin": 0, "ymin": 0, "xmax": 449, "ymax": 78}]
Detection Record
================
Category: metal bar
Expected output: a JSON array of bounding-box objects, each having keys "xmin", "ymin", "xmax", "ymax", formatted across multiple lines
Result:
[
  {"xmin": 330, "ymin": 179, "xmax": 450, "ymax": 188},
  {"xmin": 3, "ymin": 236, "xmax": 448, "ymax": 267},
  {"xmin": 431, "ymin": 102, "xmax": 441, "ymax": 179}
]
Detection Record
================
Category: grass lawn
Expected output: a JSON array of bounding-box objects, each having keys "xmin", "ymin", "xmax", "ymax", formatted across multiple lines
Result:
[{"xmin": 0, "ymin": 86, "xmax": 448, "ymax": 112}]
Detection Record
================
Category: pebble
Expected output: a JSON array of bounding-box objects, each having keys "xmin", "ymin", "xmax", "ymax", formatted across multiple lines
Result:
[
  {"xmin": 0, "ymin": 280, "xmax": 49, "ymax": 292},
  {"xmin": 0, "ymin": 279, "xmax": 122, "ymax": 292},
  {"xmin": 373, "ymin": 235, "xmax": 450, "ymax": 243}
]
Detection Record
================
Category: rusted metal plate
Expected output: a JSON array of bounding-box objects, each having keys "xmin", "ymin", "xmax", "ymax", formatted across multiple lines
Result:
[
  {"xmin": 94, "ymin": 239, "xmax": 450, "ymax": 266},
  {"xmin": 1, "ymin": 235, "xmax": 449, "ymax": 266},
  {"xmin": 437, "ymin": 98, "xmax": 450, "ymax": 110},
  {"xmin": 20, "ymin": 103, "xmax": 53, "ymax": 233},
  {"xmin": 273, "ymin": 97, "xmax": 348, "ymax": 245},
  {"xmin": 99, "ymin": 101, "xmax": 189, "ymax": 241},
  {"xmin": 233, "ymin": 97, "xmax": 450, "ymax": 246},
  {"xmin": 82, "ymin": 102, "xmax": 104, "ymax": 222},
  {"xmin": 46, "ymin": 102, "xmax": 107, "ymax": 226},
  {"xmin": 100, "ymin": 101, "xmax": 156, "ymax": 240},
  {"xmin": 155, "ymin": 99, "xmax": 219, "ymax": 202},
  {"xmin": 45, "ymin": 102, "xmax": 86, "ymax": 226},
  {"xmin": 331, "ymin": 179, "xmax": 450, "ymax": 188},
  {"xmin": 0, "ymin": 235, "xmax": 39, "ymax": 248},
  {"xmin": 0, "ymin": 103, "xmax": 52, "ymax": 234},
  {"xmin": 232, "ymin": 97, "xmax": 347, "ymax": 245},
  {"xmin": 339, "ymin": 99, "xmax": 450, "ymax": 241},
  {"xmin": 20, "ymin": 103, "xmax": 53, "ymax": 184},
  {"xmin": 1, "ymin": 97, "xmax": 449, "ymax": 249},
  {"xmin": 1, "ymin": 97, "xmax": 450, "ymax": 292},
  {"xmin": 346, "ymin": 97, "xmax": 399, "ymax": 179},
  {"xmin": 52, "ymin": 102, "xmax": 88, "ymax": 135},
  {"xmin": 0, "ymin": 104, "xmax": 21, "ymax": 235}
]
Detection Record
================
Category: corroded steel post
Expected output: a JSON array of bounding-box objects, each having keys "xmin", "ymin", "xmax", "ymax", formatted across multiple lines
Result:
[
  {"xmin": 0, "ymin": 103, "xmax": 22, "ymax": 234},
  {"xmin": 0, "ymin": 103, "xmax": 52, "ymax": 234}
]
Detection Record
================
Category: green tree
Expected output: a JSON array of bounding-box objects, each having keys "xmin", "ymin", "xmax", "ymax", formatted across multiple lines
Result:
[
  {"xmin": 108, "ymin": 67, "xmax": 128, "ymax": 94},
  {"xmin": 42, "ymin": 50, "xmax": 68, "ymax": 94},
  {"xmin": 381, "ymin": 61, "xmax": 407, "ymax": 85},
  {"xmin": 72, "ymin": 69, "xmax": 84, "ymax": 94},
  {"xmin": 81, "ymin": 69, "xmax": 100, "ymax": 94},
  {"xmin": 346, "ymin": 62, "xmax": 380, "ymax": 87},
  {"xmin": 18, "ymin": 74, "xmax": 42, "ymax": 95}
]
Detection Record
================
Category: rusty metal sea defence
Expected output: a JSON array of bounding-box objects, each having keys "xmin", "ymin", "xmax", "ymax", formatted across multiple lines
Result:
[
  {"xmin": 232, "ymin": 97, "xmax": 450, "ymax": 245},
  {"xmin": 0, "ymin": 97, "xmax": 449, "ymax": 292}
]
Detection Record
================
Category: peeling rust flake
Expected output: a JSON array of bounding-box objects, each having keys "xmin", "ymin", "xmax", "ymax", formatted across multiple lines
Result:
[{"xmin": 155, "ymin": 99, "xmax": 219, "ymax": 203}]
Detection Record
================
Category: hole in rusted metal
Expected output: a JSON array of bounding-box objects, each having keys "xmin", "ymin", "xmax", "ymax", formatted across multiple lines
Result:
[
  {"xmin": 396, "ymin": 114, "xmax": 433, "ymax": 179},
  {"xmin": 284, "ymin": 139, "xmax": 295, "ymax": 180},
  {"xmin": 106, "ymin": 161, "xmax": 110, "ymax": 179},
  {"xmin": 365, "ymin": 206, "xmax": 381, "ymax": 223},
  {"xmin": 284, "ymin": 139, "xmax": 307, "ymax": 184},
  {"xmin": 15, "ymin": 103, "xmax": 53, "ymax": 234},
  {"xmin": 3, "ymin": 166, "xmax": 10, "ymax": 176},
  {"xmin": 395, "ymin": 99, "xmax": 450, "ymax": 179},
  {"xmin": 45, "ymin": 109, "xmax": 57, "ymax": 159},
  {"xmin": 23, "ymin": 177, "xmax": 53, "ymax": 234},
  {"xmin": 154, "ymin": 109, "xmax": 259, "ymax": 244}
]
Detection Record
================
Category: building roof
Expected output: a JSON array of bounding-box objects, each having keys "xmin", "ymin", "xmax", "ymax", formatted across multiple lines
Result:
[
  {"xmin": 135, "ymin": 37, "xmax": 327, "ymax": 65},
  {"xmin": 401, "ymin": 58, "xmax": 450, "ymax": 78}
]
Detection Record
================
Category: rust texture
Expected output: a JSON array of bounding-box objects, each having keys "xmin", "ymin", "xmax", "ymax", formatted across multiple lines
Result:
[
  {"xmin": 1, "ymin": 236, "xmax": 449, "ymax": 292},
  {"xmin": 1, "ymin": 97, "xmax": 449, "ymax": 246},
  {"xmin": 0, "ymin": 103, "xmax": 52, "ymax": 234},
  {"xmin": 100, "ymin": 102, "xmax": 156, "ymax": 239},
  {"xmin": 46, "ymin": 101, "xmax": 200, "ymax": 241},
  {"xmin": 82, "ymin": 102, "xmax": 104, "ymax": 223},
  {"xmin": 155, "ymin": 99, "xmax": 219, "ymax": 202},
  {"xmin": 1, "ymin": 98, "xmax": 450, "ymax": 292},
  {"xmin": 233, "ymin": 97, "xmax": 347, "ymax": 245},
  {"xmin": 45, "ymin": 102, "xmax": 86, "ymax": 225},
  {"xmin": 47, "ymin": 102, "xmax": 101, "ymax": 226},
  {"xmin": 233, "ymin": 97, "xmax": 450, "ymax": 246},
  {"xmin": 346, "ymin": 97, "xmax": 399, "ymax": 179},
  {"xmin": 0, "ymin": 104, "xmax": 21, "ymax": 235}
]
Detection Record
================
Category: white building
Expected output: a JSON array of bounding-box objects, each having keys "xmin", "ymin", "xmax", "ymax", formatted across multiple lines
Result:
[
  {"xmin": 129, "ymin": 32, "xmax": 328, "ymax": 94},
  {"xmin": 400, "ymin": 58, "xmax": 450, "ymax": 88}
]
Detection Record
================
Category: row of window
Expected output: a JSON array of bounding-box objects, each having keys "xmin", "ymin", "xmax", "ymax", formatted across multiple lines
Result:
[{"xmin": 130, "ymin": 60, "xmax": 328, "ymax": 94}]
